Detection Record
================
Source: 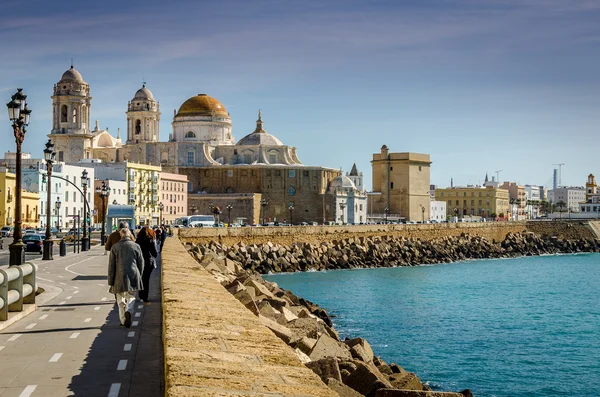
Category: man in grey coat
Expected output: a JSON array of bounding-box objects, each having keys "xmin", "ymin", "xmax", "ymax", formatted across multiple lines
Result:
[{"xmin": 108, "ymin": 228, "xmax": 145, "ymax": 328}]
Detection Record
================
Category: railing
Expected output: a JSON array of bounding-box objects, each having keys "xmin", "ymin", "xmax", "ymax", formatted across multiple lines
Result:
[{"xmin": 0, "ymin": 262, "xmax": 37, "ymax": 321}]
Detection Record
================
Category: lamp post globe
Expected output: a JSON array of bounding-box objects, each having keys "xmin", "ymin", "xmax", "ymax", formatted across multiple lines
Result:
[
  {"xmin": 288, "ymin": 204, "xmax": 294, "ymax": 225},
  {"xmin": 7, "ymin": 88, "xmax": 31, "ymax": 266},
  {"xmin": 226, "ymin": 203, "xmax": 233, "ymax": 226},
  {"xmin": 42, "ymin": 139, "xmax": 56, "ymax": 260},
  {"xmin": 158, "ymin": 202, "xmax": 164, "ymax": 226},
  {"xmin": 55, "ymin": 197, "xmax": 62, "ymax": 232}
]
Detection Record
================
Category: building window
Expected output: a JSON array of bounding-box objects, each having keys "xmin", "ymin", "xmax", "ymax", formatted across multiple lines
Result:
[
  {"xmin": 185, "ymin": 131, "xmax": 196, "ymax": 138},
  {"xmin": 227, "ymin": 170, "xmax": 233, "ymax": 177},
  {"xmin": 61, "ymin": 105, "xmax": 67, "ymax": 122},
  {"xmin": 275, "ymin": 170, "xmax": 281, "ymax": 177},
  {"xmin": 390, "ymin": 167, "xmax": 393, "ymax": 171},
  {"xmin": 390, "ymin": 182, "xmax": 394, "ymax": 189},
  {"xmin": 187, "ymin": 152, "xmax": 194, "ymax": 165},
  {"xmin": 303, "ymin": 170, "xmax": 309, "ymax": 177},
  {"xmin": 289, "ymin": 170, "xmax": 295, "ymax": 178}
]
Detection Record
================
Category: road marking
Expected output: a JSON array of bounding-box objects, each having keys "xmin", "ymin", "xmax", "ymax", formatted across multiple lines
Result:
[
  {"xmin": 134, "ymin": 312, "xmax": 141, "ymax": 317},
  {"xmin": 127, "ymin": 331, "xmax": 135, "ymax": 338},
  {"xmin": 132, "ymin": 321, "xmax": 139, "ymax": 327},
  {"xmin": 25, "ymin": 323, "xmax": 37, "ymax": 330},
  {"xmin": 66, "ymin": 296, "xmax": 72, "ymax": 300},
  {"xmin": 58, "ymin": 282, "xmax": 66, "ymax": 286},
  {"xmin": 124, "ymin": 343, "xmax": 132, "ymax": 351},
  {"xmin": 58, "ymin": 301, "xmax": 66, "ymax": 305},
  {"xmin": 94, "ymin": 306, "xmax": 100, "ymax": 311},
  {"xmin": 64, "ymin": 257, "xmax": 94, "ymax": 275},
  {"xmin": 108, "ymin": 383, "xmax": 121, "ymax": 397},
  {"xmin": 73, "ymin": 290, "xmax": 79, "ymax": 294},
  {"xmin": 38, "ymin": 314, "xmax": 48, "ymax": 320},
  {"xmin": 18, "ymin": 385, "xmax": 37, "ymax": 397},
  {"xmin": 0, "ymin": 346, "xmax": 4, "ymax": 351},
  {"xmin": 101, "ymin": 297, "xmax": 107, "ymax": 301},
  {"xmin": 49, "ymin": 353, "xmax": 63, "ymax": 362},
  {"xmin": 8, "ymin": 334, "xmax": 22, "ymax": 342},
  {"xmin": 117, "ymin": 359, "xmax": 127, "ymax": 370},
  {"xmin": 58, "ymin": 275, "xmax": 64, "ymax": 278},
  {"xmin": 84, "ymin": 318, "xmax": 92, "ymax": 323},
  {"xmin": 73, "ymin": 285, "xmax": 79, "ymax": 289},
  {"xmin": 97, "ymin": 283, "xmax": 104, "ymax": 286},
  {"xmin": 70, "ymin": 333, "xmax": 80, "ymax": 339}
]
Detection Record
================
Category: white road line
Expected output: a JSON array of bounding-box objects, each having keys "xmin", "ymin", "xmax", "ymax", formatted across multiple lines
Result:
[
  {"xmin": 8, "ymin": 334, "xmax": 22, "ymax": 342},
  {"xmin": 73, "ymin": 290, "xmax": 79, "ymax": 294},
  {"xmin": 58, "ymin": 301, "xmax": 66, "ymax": 305},
  {"xmin": 58, "ymin": 282, "xmax": 66, "ymax": 286},
  {"xmin": 97, "ymin": 283, "xmax": 104, "ymax": 286},
  {"xmin": 70, "ymin": 332, "xmax": 80, "ymax": 339},
  {"xmin": 127, "ymin": 331, "xmax": 135, "ymax": 338},
  {"xmin": 64, "ymin": 257, "xmax": 94, "ymax": 276},
  {"xmin": 0, "ymin": 346, "xmax": 4, "ymax": 352},
  {"xmin": 49, "ymin": 353, "xmax": 63, "ymax": 362},
  {"xmin": 58, "ymin": 275, "xmax": 64, "ymax": 278},
  {"xmin": 132, "ymin": 321, "xmax": 139, "ymax": 327},
  {"xmin": 117, "ymin": 359, "xmax": 127, "ymax": 370},
  {"xmin": 94, "ymin": 306, "xmax": 100, "ymax": 311},
  {"xmin": 66, "ymin": 296, "xmax": 72, "ymax": 300},
  {"xmin": 25, "ymin": 323, "xmax": 37, "ymax": 330},
  {"xmin": 108, "ymin": 383, "xmax": 121, "ymax": 397},
  {"xmin": 123, "ymin": 343, "xmax": 132, "ymax": 351},
  {"xmin": 134, "ymin": 312, "xmax": 141, "ymax": 318},
  {"xmin": 84, "ymin": 318, "xmax": 92, "ymax": 323},
  {"xmin": 73, "ymin": 286, "xmax": 79, "ymax": 290},
  {"xmin": 101, "ymin": 297, "xmax": 107, "ymax": 301},
  {"xmin": 18, "ymin": 385, "xmax": 37, "ymax": 397},
  {"xmin": 38, "ymin": 314, "xmax": 48, "ymax": 320}
]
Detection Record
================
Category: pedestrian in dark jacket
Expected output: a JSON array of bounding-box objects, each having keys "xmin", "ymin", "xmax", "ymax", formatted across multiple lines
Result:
[
  {"xmin": 136, "ymin": 226, "xmax": 158, "ymax": 302},
  {"xmin": 160, "ymin": 225, "xmax": 167, "ymax": 252},
  {"xmin": 108, "ymin": 228, "xmax": 144, "ymax": 327}
]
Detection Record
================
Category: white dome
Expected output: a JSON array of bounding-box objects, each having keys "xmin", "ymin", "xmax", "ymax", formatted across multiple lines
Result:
[
  {"xmin": 134, "ymin": 85, "xmax": 154, "ymax": 100},
  {"xmin": 59, "ymin": 66, "xmax": 85, "ymax": 83},
  {"xmin": 330, "ymin": 175, "xmax": 356, "ymax": 189}
]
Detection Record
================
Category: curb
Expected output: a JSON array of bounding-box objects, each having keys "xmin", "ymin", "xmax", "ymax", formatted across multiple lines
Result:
[{"xmin": 0, "ymin": 304, "xmax": 37, "ymax": 332}]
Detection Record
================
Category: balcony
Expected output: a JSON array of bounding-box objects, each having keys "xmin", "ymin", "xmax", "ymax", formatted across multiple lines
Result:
[
  {"xmin": 7, "ymin": 194, "xmax": 12, "ymax": 203},
  {"xmin": 129, "ymin": 181, "xmax": 136, "ymax": 189}
]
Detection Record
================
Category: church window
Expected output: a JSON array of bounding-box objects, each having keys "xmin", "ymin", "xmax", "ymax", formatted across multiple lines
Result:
[
  {"xmin": 72, "ymin": 108, "xmax": 78, "ymax": 124},
  {"xmin": 135, "ymin": 120, "xmax": 141, "ymax": 135},
  {"xmin": 390, "ymin": 182, "xmax": 394, "ymax": 189},
  {"xmin": 275, "ymin": 170, "xmax": 281, "ymax": 177},
  {"xmin": 269, "ymin": 153, "xmax": 278, "ymax": 164},
  {"xmin": 289, "ymin": 170, "xmax": 295, "ymax": 178},
  {"xmin": 61, "ymin": 105, "xmax": 68, "ymax": 123},
  {"xmin": 58, "ymin": 151, "xmax": 64, "ymax": 162},
  {"xmin": 226, "ymin": 187, "xmax": 233, "ymax": 193},
  {"xmin": 188, "ymin": 182, "xmax": 193, "ymax": 192},
  {"xmin": 390, "ymin": 167, "xmax": 393, "ymax": 171},
  {"xmin": 303, "ymin": 170, "xmax": 309, "ymax": 177},
  {"xmin": 187, "ymin": 151, "xmax": 194, "ymax": 165},
  {"xmin": 185, "ymin": 131, "xmax": 196, "ymax": 138}
]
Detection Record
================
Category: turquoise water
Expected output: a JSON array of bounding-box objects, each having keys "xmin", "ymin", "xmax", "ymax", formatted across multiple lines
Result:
[{"xmin": 264, "ymin": 254, "xmax": 600, "ymax": 397}]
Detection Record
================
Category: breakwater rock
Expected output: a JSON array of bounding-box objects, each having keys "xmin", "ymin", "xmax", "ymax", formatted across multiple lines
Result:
[
  {"xmin": 187, "ymin": 232, "xmax": 600, "ymax": 274},
  {"xmin": 188, "ymin": 244, "xmax": 474, "ymax": 397}
]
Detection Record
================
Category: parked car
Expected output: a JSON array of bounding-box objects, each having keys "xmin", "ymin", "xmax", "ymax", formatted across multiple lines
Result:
[
  {"xmin": 0, "ymin": 226, "xmax": 13, "ymax": 237},
  {"xmin": 24, "ymin": 229, "xmax": 37, "ymax": 235},
  {"xmin": 22, "ymin": 234, "xmax": 43, "ymax": 253},
  {"xmin": 64, "ymin": 229, "xmax": 82, "ymax": 242}
]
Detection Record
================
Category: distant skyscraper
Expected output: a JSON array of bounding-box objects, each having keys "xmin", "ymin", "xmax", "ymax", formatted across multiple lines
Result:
[{"xmin": 553, "ymin": 169, "xmax": 558, "ymax": 190}]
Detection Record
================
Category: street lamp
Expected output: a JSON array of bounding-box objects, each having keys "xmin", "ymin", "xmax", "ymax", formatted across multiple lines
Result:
[
  {"xmin": 226, "ymin": 203, "xmax": 233, "ymax": 225},
  {"xmin": 454, "ymin": 207, "xmax": 459, "ymax": 220},
  {"xmin": 55, "ymin": 197, "xmax": 62, "ymax": 232},
  {"xmin": 384, "ymin": 206, "xmax": 389, "ymax": 224},
  {"xmin": 42, "ymin": 139, "xmax": 55, "ymax": 260},
  {"xmin": 81, "ymin": 170, "xmax": 89, "ymax": 251},
  {"xmin": 288, "ymin": 204, "xmax": 294, "ymax": 225},
  {"xmin": 7, "ymin": 88, "xmax": 31, "ymax": 266},
  {"xmin": 96, "ymin": 180, "xmax": 110, "ymax": 244},
  {"xmin": 158, "ymin": 202, "xmax": 164, "ymax": 225},
  {"xmin": 260, "ymin": 199, "xmax": 268, "ymax": 225},
  {"xmin": 420, "ymin": 204, "xmax": 425, "ymax": 223}
]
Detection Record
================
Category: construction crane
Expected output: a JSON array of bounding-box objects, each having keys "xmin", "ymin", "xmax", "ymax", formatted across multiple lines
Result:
[
  {"xmin": 553, "ymin": 163, "xmax": 565, "ymax": 186},
  {"xmin": 495, "ymin": 169, "xmax": 503, "ymax": 182}
]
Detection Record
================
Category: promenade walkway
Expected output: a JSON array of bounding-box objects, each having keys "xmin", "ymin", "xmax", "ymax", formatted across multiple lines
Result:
[{"xmin": 0, "ymin": 244, "xmax": 164, "ymax": 396}]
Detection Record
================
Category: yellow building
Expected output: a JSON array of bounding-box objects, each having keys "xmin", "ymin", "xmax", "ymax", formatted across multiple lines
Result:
[
  {"xmin": 126, "ymin": 162, "xmax": 161, "ymax": 226},
  {"xmin": 435, "ymin": 186, "xmax": 510, "ymax": 220},
  {"xmin": 0, "ymin": 168, "xmax": 40, "ymax": 228},
  {"xmin": 369, "ymin": 145, "xmax": 431, "ymax": 221}
]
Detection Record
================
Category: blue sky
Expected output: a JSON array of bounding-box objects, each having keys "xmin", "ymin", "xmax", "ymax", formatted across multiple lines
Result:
[{"xmin": 1, "ymin": 0, "xmax": 599, "ymax": 190}]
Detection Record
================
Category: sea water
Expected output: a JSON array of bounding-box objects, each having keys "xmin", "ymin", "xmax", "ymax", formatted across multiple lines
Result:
[{"xmin": 264, "ymin": 253, "xmax": 600, "ymax": 397}]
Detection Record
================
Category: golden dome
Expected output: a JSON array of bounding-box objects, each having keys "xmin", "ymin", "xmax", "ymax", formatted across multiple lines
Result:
[{"xmin": 175, "ymin": 94, "xmax": 229, "ymax": 118}]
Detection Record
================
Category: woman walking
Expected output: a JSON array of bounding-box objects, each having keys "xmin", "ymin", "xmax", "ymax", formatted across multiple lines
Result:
[
  {"xmin": 136, "ymin": 226, "xmax": 158, "ymax": 303},
  {"xmin": 108, "ymin": 228, "xmax": 145, "ymax": 328}
]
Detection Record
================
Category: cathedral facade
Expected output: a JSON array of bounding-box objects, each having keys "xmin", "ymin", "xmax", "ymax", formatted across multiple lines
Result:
[{"xmin": 47, "ymin": 66, "xmax": 367, "ymax": 224}]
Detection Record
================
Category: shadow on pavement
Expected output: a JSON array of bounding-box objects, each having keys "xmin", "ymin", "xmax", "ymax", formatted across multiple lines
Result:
[{"xmin": 67, "ymin": 256, "xmax": 164, "ymax": 397}]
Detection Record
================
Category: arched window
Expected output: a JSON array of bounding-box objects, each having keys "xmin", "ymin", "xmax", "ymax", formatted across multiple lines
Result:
[
  {"xmin": 61, "ymin": 105, "xmax": 68, "ymax": 123},
  {"xmin": 72, "ymin": 108, "xmax": 78, "ymax": 124},
  {"xmin": 185, "ymin": 131, "xmax": 196, "ymax": 138},
  {"xmin": 82, "ymin": 105, "xmax": 87, "ymax": 125},
  {"xmin": 226, "ymin": 187, "xmax": 234, "ymax": 193},
  {"xmin": 268, "ymin": 151, "xmax": 279, "ymax": 164},
  {"xmin": 135, "ymin": 120, "xmax": 141, "ymax": 135}
]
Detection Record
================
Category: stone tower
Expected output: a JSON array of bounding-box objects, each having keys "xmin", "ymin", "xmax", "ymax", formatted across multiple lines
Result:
[
  {"xmin": 347, "ymin": 163, "xmax": 364, "ymax": 192},
  {"xmin": 586, "ymin": 174, "xmax": 597, "ymax": 199},
  {"xmin": 48, "ymin": 66, "xmax": 93, "ymax": 162},
  {"xmin": 126, "ymin": 84, "xmax": 161, "ymax": 144}
]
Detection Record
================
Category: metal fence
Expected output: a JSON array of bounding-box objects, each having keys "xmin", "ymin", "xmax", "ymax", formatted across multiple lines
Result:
[{"xmin": 0, "ymin": 263, "xmax": 37, "ymax": 321}]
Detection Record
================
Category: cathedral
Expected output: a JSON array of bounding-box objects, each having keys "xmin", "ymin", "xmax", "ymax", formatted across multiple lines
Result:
[{"xmin": 48, "ymin": 66, "xmax": 366, "ymax": 224}]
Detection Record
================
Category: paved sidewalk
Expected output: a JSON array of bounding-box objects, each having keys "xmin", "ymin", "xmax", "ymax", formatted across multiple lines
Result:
[{"xmin": 0, "ymin": 245, "xmax": 164, "ymax": 397}]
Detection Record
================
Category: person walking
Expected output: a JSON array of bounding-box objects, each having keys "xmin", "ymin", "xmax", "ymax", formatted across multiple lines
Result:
[
  {"xmin": 108, "ymin": 228, "xmax": 145, "ymax": 328},
  {"xmin": 105, "ymin": 221, "xmax": 129, "ymax": 252},
  {"xmin": 160, "ymin": 225, "xmax": 167, "ymax": 252},
  {"xmin": 154, "ymin": 227, "xmax": 162, "ymax": 251},
  {"xmin": 135, "ymin": 226, "xmax": 158, "ymax": 303}
]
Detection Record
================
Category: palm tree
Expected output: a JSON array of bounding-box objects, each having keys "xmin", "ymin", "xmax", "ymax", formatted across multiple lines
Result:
[{"xmin": 556, "ymin": 201, "xmax": 566, "ymax": 219}]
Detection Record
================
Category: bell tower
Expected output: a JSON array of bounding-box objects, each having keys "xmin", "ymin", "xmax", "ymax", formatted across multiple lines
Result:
[
  {"xmin": 48, "ymin": 65, "xmax": 93, "ymax": 162},
  {"xmin": 586, "ymin": 174, "xmax": 597, "ymax": 200},
  {"xmin": 126, "ymin": 83, "xmax": 161, "ymax": 144}
]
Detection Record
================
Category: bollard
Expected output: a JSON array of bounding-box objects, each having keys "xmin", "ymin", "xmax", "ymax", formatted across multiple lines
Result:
[{"xmin": 60, "ymin": 239, "xmax": 67, "ymax": 256}]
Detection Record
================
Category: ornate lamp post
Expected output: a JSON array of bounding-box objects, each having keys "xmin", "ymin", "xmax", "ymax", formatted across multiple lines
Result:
[
  {"xmin": 420, "ymin": 204, "xmax": 425, "ymax": 223},
  {"xmin": 55, "ymin": 197, "xmax": 62, "ymax": 232},
  {"xmin": 7, "ymin": 88, "xmax": 31, "ymax": 266},
  {"xmin": 158, "ymin": 202, "xmax": 164, "ymax": 225},
  {"xmin": 384, "ymin": 206, "xmax": 389, "ymax": 224},
  {"xmin": 96, "ymin": 180, "xmax": 110, "ymax": 244},
  {"xmin": 260, "ymin": 199, "xmax": 268, "ymax": 225},
  {"xmin": 81, "ymin": 170, "xmax": 89, "ymax": 251},
  {"xmin": 42, "ymin": 139, "xmax": 56, "ymax": 260},
  {"xmin": 288, "ymin": 204, "xmax": 294, "ymax": 225},
  {"xmin": 226, "ymin": 203, "xmax": 233, "ymax": 225}
]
